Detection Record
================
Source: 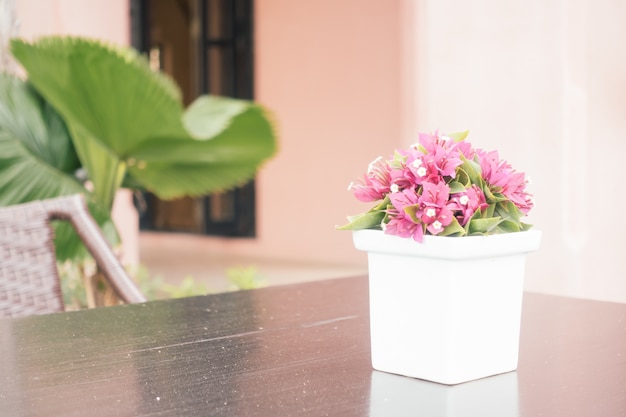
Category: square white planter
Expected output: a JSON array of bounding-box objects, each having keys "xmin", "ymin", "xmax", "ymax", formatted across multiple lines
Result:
[{"xmin": 353, "ymin": 229, "xmax": 542, "ymax": 385}]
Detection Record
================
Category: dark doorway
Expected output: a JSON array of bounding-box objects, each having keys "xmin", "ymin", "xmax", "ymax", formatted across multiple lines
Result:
[{"xmin": 130, "ymin": 0, "xmax": 256, "ymax": 237}]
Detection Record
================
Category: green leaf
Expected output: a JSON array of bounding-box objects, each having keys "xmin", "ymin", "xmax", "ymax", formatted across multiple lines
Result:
[
  {"xmin": 467, "ymin": 217, "xmax": 502, "ymax": 234},
  {"xmin": 459, "ymin": 156, "xmax": 483, "ymax": 186},
  {"xmin": 389, "ymin": 151, "xmax": 406, "ymax": 168},
  {"xmin": 439, "ymin": 218, "xmax": 465, "ymax": 237},
  {"xmin": 127, "ymin": 100, "xmax": 277, "ymax": 199},
  {"xmin": 336, "ymin": 210, "xmax": 385, "ymax": 230},
  {"xmin": 183, "ymin": 95, "xmax": 249, "ymax": 140},
  {"xmin": 520, "ymin": 222, "xmax": 533, "ymax": 231},
  {"xmin": 484, "ymin": 203, "xmax": 496, "ymax": 218},
  {"xmin": 11, "ymin": 37, "xmax": 186, "ymax": 156},
  {"xmin": 448, "ymin": 130, "xmax": 469, "ymax": 142},
  {"xmin": 0, "ymin": 74, "xmax": 118, "ymax": 260},
  {"xmin": 226, "ymin": 266, "xmax": 266, "ymax": 290},
  {"xmin": 495, "ymin": 220, "xmax": 521, "ymax": 233},
  {"xmin": 67, "ymin": 121, "xmax": 125, "ymax": 208},
  {"xmin": 11, "ymin": 36, "xmax": 183, "ymax": 207},
  {"xmin": 403, "ymin": 204, "xmax": 421, "ymax": 223},
  {"xmin": 447, "ymin": 180, "xmax": 466, "ymax": 194},
  {"xmin": 373, "ymin": 195, "xmax": 391, "ymax": 211},
  {"xmin": 495, "ymin": 200, "xmax": 524, "ymax": 223},
  {"xmin": 454, "ymin": 168, "xmax": 470, "ymax": 188},
  {"xmin": 0, "ymin": 74, "xmax": 83, "ymax": 204},
  {"xmin": 482, "ymin": 186, "xmax": 508, "ymax": 204}
]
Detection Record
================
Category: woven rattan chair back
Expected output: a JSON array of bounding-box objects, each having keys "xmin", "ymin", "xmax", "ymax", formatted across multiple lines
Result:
[{"xmin": 0, "ymin": 194, "xmax": 146, "ymax": 318}]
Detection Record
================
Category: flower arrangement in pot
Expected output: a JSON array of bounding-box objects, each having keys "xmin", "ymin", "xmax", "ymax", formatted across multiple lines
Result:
[
  {"xmin": 339, "ymin": 130, "xmax": 533, "ymax": 239},
  {"xmin": 339, "ymin": 130, "xmax": 541, "ymax": 385}
]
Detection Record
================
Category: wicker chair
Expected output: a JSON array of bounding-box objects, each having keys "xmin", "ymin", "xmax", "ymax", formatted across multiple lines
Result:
[{"xmin": 0, "ymin": 194, "xmax": 146, "ymax": 318}]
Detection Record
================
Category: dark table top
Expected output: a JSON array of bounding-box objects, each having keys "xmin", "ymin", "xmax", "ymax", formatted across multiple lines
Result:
[{"xmin": 1, "ymin": 275, "xmax": 625, "ymax": 417}]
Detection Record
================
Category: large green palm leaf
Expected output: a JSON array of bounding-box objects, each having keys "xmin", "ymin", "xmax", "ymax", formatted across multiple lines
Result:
[
  {"xmin": 128, "ymin": 97, "xmax": 277, "ymax": 198},
  {"xmin": 0, "ymin": 74, "xmax": 118, "ymax": 260},
  {"xmin": 0, "ymin": 74, "xmax": 82, "ymax": 203},
  {"xmin": 11, "ymin": 36, "xmax": 278, "ymax": 207}
]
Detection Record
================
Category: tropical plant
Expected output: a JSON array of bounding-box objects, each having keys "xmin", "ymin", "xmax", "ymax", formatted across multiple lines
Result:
[
  {"xmin": 0, "ymin": 35, "xmax": 278, "ymax": 260},
  {"xmin": 226, "ymin": 265, "xmax": 266, "ymax": 290}
]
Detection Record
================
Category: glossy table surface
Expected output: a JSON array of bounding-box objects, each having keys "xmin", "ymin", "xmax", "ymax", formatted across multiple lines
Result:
[{"xmin": 0, "ymin": 275, "xmax": 625, "ymax": 417}]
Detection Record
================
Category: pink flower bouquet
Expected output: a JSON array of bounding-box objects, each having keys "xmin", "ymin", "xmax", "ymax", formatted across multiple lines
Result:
[{"xmin": 339, "ymin": 130, "xmax": 534, "ymax": 242}]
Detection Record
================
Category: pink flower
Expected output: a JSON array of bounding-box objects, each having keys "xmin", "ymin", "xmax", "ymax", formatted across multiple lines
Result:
[
  {"xmin": 388, "ymin": 162, "xmax": 418, "ymax": 192},
  {"xmin": 342, "ymin": 129, "xmax": 535, "ymax": 241},
  {"xmin": 476, "ymin": 150, "xmax": 510, "ymax": 189},
  {"xmin": 385, "ymin": 215, "xmax": 424, "ymax": 242},
  {"xmin": 476, "ymin": 149, "xmax": 534, "ymax": 214},
  {"xmin": 502, "ymin": 171, "xmax": 534, "ymax": 214},
  {"xmin": 416, "ymin": 131, "xmax": 462, "ymax": 179},
  {"xmin": 418, "ymin": 130, "xmax": 454, "ymax": 154},
  {"xmin": 419, "ymin": 181, "xmax": 455, "ymax": 235},
  {"xmin": 455, "ymin": 140, "xmax": 475, "ymax": 159},
  {"xmin": 386, "ymin": 188, "xmax": 424, "ymax": 242},
  {"xmin": 450, "ymin": 185, "xmax": 487, "ymax": 226},
  {"xmin": 348, "ymin": 156, "xmax": 391, "ymax": 202}
]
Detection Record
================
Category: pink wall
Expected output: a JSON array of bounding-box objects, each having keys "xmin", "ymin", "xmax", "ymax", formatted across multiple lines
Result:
[
  {"xmin": 16, "ymin": 0, "xmax": 129, "ymax": 45},
  {"xmin": 189, "ymin": 0, "xmax": 405, "ymax": 268},
  {"xmin": 251, "ymin": 0, "xmax": 404, "ymax": 265}
]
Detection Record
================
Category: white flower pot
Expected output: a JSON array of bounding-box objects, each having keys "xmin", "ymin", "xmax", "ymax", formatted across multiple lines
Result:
[
  {"xmin": 353, "ymin": 229, "xmax": 542, "ymax": 385},
  {"xmin": 369, "ymin": 370, "xmax": 519, "ymax": 415}
]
